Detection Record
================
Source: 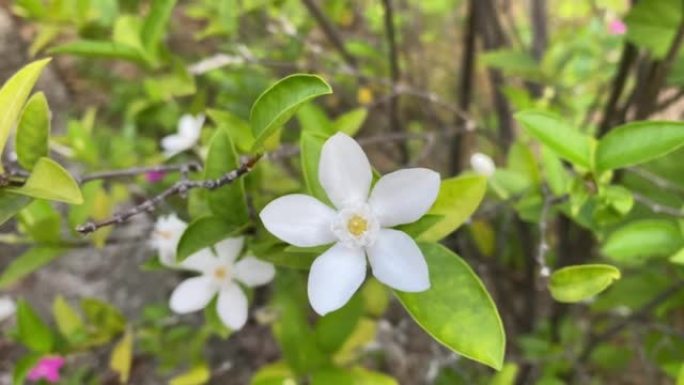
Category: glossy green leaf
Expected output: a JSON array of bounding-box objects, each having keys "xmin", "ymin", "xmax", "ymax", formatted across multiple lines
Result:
[
  {"xmin": 50, "ymin": 40, "xmax": 147, "ymax": 64},
  {"xmin": 52, "ymin": 295, "xmax": 84, "ymax": 338},
  {"xmin": 549, "ymin": 264, "xmax": 621, "ymax": 303},
  {"xmin": 542, "ymin": 146, "xmax": 568, "ymax": 195},
  {"xmin": 333, "ymin": 108, "xmax": 368, "ymax": 136},
  {"xmin": 400, "ymin": 175, "xmax": 487, "ymax": 242},
  {"xmin": 16, "ymin": 299, "xmax": 54, "ymax": 352},
  {"xmin": 8, "ymin": 157, "xmax": 83, "ymax": 204},
  {"xmin": 489, "ymin": 363, "xmax": 519, "ymax": 385},
  {"xmin": 140, "ymin": 0, "xmax": 177, "ymax": 60},
  {"xmin": 602, "ymin": 219, "xmax": 684, "ymax": 263},
  {"xmin": 205, "ymin": 128, "xmax": 248, "ymax": 224},
  {"xmin": 176, "ymin": 216, "xmax": 240, "ymax": 261},
  {"xmin": 297, "ymin": 103, "xmax": 332, "ymax": 134},
  {"xmin": 0, "ymin": 247, "xmax": 63, "ymax": 289},
  {"xmin": 109, "ymin": 329, "xmax": 134, "ymax": 384},
  {"xmin": 206, "ymin": 108, "xmax": 255, "ymax": 152},
  {"xmin": 16, "ymin": 92, "xmax": 50, "ymax": 170},
  {"xmin": 624, "ymin": 0, "xmax": 682, "ymax": 58},
  {"xmin": 250, "ymin": 74, "xmax": 332, "ymax": 149},
  {"xmin": 300, "ymin": 131, "xmax": 331, "ymax": 203},
  {"xmin": 0, "ymin": 191, "xmax": 31, "ymax": 226},
  {"xmin": 113, "ymin": 15, "xmax": 144, "ymax": 51},
  {"xmin": 595, "ymin": 121, "xmax": 684, "ymax": 171},
  {"xmin": 315, "ymin": 294, "xmax": 363, "ymax": 353},
  {"xmin": 515, "ymin": 110, "xmax": 593, "ymax": 169},
  {"xmin": 396, "ymin": 243, "xmax": 505, "ymax": 370},
  {"xmin": 0, "ymin": 58, "xmax": 50, "ymax": 164}
]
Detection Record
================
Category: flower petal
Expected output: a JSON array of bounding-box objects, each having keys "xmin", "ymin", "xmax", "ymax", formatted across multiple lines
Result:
[
  {"xmin": 214, "ymin": 237, "xmax": 245, "ymax": 264},
  {"xmin": 367, "ymin": 229, "xmax": 430, "ymax": 292},
  {"xmin": 308, "ymin": 243, "xmax": 367, "ymax": 315},
  {"xmin": 169, "ymin": 276, "xmax": 216, "ymax": 314},
  {"xmin": 217, "ymin": 284, "xmax": 248, "ymax": 330},
  {"xmin": 161, "ymin": 134, "xmax": 192, "ymax": 157},
  {"xmin": 180, "ymin": 248, "xmax": 218, "ymax": 273},
  {"xmin": 234, "ymin": 256, "xmax": 276, "ymax": 287},
  {"xmin": 260, "ymin": 194, "xmax": 337, "ymax": 247},
  {"xmin": 178, "ymin": 114, "xmax": 204, "ymax": 140},
  {"xmin": 318, "ymin": 133, "xmax": 372, "ymax": 209},
  {"xmin": 369, "ymin": 168, "xmax": 440, "ymax": 227}
]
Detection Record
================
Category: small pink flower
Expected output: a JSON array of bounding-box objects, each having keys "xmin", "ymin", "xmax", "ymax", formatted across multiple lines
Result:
[
  {"xmin": 608, "ymin": 19, "xmax": 627, "ymax": 35},
  {"xmin": 145, "ymin": 170, "xmax": 166, "ymax": 183},
  {"xmin": 27, "ymin": 356, "xmax": 65, "ymax": 383}
]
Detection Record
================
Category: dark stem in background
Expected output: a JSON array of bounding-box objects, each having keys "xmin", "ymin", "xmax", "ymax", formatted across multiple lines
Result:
[
  {"xmin": 381, "ymin": 0, "xmax": 409, "ymax": 164},
  {"xmin": 76, "ymin": 155, "xmax": 262, "ymax": 234},
  {"xmin": 300, "ymin": 0, "xmax": 358, "ymax": 71},
  {"xmin": 450, "ymin": 0, "xmax": 479, "ymax": 174},
  {"xmin": 79, "ymin": 163, "xmax": 202, "ymax": 183},
  {"xmin": 528, "ymin": 0, "xmax": 547, "ymax": 97},
  {"xmin": 598, "ymin": 43, "xmax": 637, "ymax": 136}
]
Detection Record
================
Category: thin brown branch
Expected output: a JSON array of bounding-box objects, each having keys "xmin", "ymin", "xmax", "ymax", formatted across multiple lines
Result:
[
  {"xmin": 79, "ymin": 163, "xmax": 202, "ymax": 183},
  {"xmin": 300, "ymin": 0, "xmax": 358, "ymax": 71}
]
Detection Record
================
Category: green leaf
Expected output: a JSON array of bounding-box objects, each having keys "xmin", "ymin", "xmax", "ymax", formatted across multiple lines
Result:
[
  {"xmin": 334, "ymin": 108, "xmax": 368, "ymax": 136},
  {"xmin": 16, "ymin": 299, "xmax": 54, "ymax": 353},
  {"xmin": 53, "ymin": 295, "xmax": 84, "ymax": 339},
  {"xmin": 624, "ymin": 0, "xmax": 683, "ymax": 58},
  {"xmin": 400, "ymin": 175, "xmax": 487, "ymax": 242},
  {"xmin": 109, "ymin": 329, "xmax": 134, "ymax": 384},
  {"xmin": 315, "ymin": 294, "xmax": 363, "ymax": 353},
  {"xmin": 176, "ymin": 216, "xmax": 240, "ymax": 262},
  {"xmin": 300, "ymin": 131, "xmax": 331, "ymax": 203},
  {"xmin": 677, "ymin": 362, "xmax": 684, "ymax": 385},
  {"xmin": 670, "ymin": 247, "xmax": 684, "ymax": 265},
  {"xmin": 205, "ymin": 108, "xmax": 255, "ymax": 152},
  {"xmin": 0, "ymin": 247, "xmax": 63, "ymax": 289},
  {"xmin": 481, "ymin": 49, "xmax": 541, "ymax": 79},
  {"xmin": 595, "ymin": 121, "xmax": 684, "ymax": 171},
  {"xmin": 16, "ymin": 92, "xmax": 50, "ymax": 170},
  {"xmin": 0, "ymin": 191, "xmax": 31, "ymax": 226},
  {"xmin": 542, "ymin": 146, "xmax": 569, "ymax": 195},
  {"xmin": 50, "ymin": 40, "xmax": 147, "ymax": 64},
  {"xmin": 488, "ymin": 363, "xmax": 519, "ymax": 385},
  {"xmin": 515, "ymin": 110, "xmax": 593, "ymax": 169},
  {"xmin": 12, "ymin": 353, "xmax": 42, "ymax": 385},
  {"xmin": 140, "ymin": 0, "xmax": 177, "ymax": 60},
  {"xmin": 81, "ymin": 298, "xmax": 126, "ymax": 337},
  {"xmin": 396, "ymin": 243, "xmax": 505, "ymax": 370},
  {"xmin": 250, "ymin": 74, "xmax": 332, "ymax": 149},
  {"xmin": 0, "ymin": 58, "xmax": 51, "ymax": 165},
  {"xmin": 251, "ymin": 362, "xmax": 296, "ymax": 385},
  {"xmin": 169, "ymin": 364, "xmax": 211, "ymax": 385},
  {"xmin": 205, "ymin": 128, "xmax": 248, "ymax": 224},
  {"xmin": 8, "ymin": 157, "xmax": 83, "ymax": 204},
  {"xmin": 297, "ymin": 103, "xmax": 332, "ymax": 135},
  {"xmin": 549, "ymin": 264, "xmax": 621, "ymax": 303},
  {"xmin": 602, "ymin": 219, "xmax": 684, "ymax": 263},
  {"xmin": 349, "ymin": 367, "xmax": 398, "ymax": 385}
]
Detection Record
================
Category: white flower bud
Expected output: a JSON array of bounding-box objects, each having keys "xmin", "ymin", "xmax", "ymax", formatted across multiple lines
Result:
[{"xmin": 470, "ymin": 152, "xmax": 496, "ymax": 177}]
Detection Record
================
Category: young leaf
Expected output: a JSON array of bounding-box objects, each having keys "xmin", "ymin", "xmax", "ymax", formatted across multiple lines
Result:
[
  {"xmin": 624, "ymin": 0, "xmax": 682, "ymax": 58},
  {"xmin": 300, "ymin": 131, "xmax": 331, "ymax": 204},
  {"xmin": 0, "ymin": 191, "xmax": 31, "ymax": 226},
  {"xmin": 314, "ymin": 294, "xmax": 363, "ymax": 353},
  {"xmin": 16, "ymin": 92, "xmax": 50, "ymax": 170},
  {"xmin": 0, "ymin": 58, "xmax": 51, "ymax": 164},
  {"xmin": 8, "ymin": 157, "xmax": 83, "ymax": 204},
  {"xmin": 0, "ymin": 247, "xmax": 63, "ymax": 289},
  {"xmin": 515, "ymin": 110, "xmax": 593, "ymax": 169},
  {"xmin": 250, "ymin": 74, "xmax": 332, "ymax": 150},
  {"xmin": 140, "ymin": 0, "xmax": 177, "ymax": 60},
  {"xmin": 50, "ymin": 41, "xmax": 147, "ymax": 64},
  {"xmin": 549, "ymin": 264, "xmax": 621, "ymax": 303},
  {"xmin": 334, "ymin": 108, "xmax": 368, "ymax": 136},
  {"xmin": 396, "ymin": 243, "xmax": 505, "ymax": 370},
  {"xmin": 251, "ymin": 362, "xmax": 296, "ymax": 385},
  {"xmin": 169, "ymin": 364, "xmax": 211, "ymax": 385},
  {"xmin": 595, "ymin": 121, "xmax": 684, "ymax": 172},
  {"xmin": 489, "ymin": 363, "xmax": 519, "ymax": 385},
  {"xmin": 16, "ymin": 299, "xmax": 54, "ymax": 352},
  {"xmin": 205, "ymin": 108, "xmax": 255, "ymax": 152},
  {"xmin": 176, "ymin": 216, "xmax": 240, "ymax": 262},
  {"xmin": 109, "ymin": 329, "xmax": 134, "ymax": 384},
  {"xmin": 601, "ymin": 219, "xmax": 684, "ymax": 263},
  {"xmin": 204, "ymin": 129, "xmax": 248, "ymax": 225},
  {"xmin": 399, "ymin": 175, "xmax": 487, "ymax": 242},
  {"xmin": 53, "ymin": 295, "xmax": 84, "ymax": 338}
]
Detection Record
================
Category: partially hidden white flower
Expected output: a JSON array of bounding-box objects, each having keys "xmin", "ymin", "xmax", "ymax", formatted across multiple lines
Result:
[
  {"xmin": 259, "ymin": 133, "xmax": 440, "ymax": 315},
  {"xmin": 169, "ymin": 237, "xmax": 275, "ymax": 330},
  {"xmin": 0, "ymin": 296, "xmax": 16, "ymax": 322},
  {"xmin": 150, "ymin": 214, "xmax": 187, "ymax": 267},
  {"xmin": 161, "ymin": 114, "xmax": 204, "ymax": 158},
  {"xmin": 470, "ymin": 152, "xmax": 496, "ymax": 177}
]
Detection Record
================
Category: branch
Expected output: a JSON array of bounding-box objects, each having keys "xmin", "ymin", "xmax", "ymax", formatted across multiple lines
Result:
[
  {"xmin": 79, "ymin": 163, "xmax": 202, "ymax": 183},
  {"xmin": 627, "ymin": 167, "xmax": 684, "ymax": 194},
  {"xmin": 300, "ymin": 0, "xmax": 358, "ymax": 71},
  {"xmin": 633, "ymin": 192, "xmax": 684, "ymax": 218},
  {"xmin": 76, "ymin": 155, "xmax": 262, "ymax": 234},
  {"xmin": 597, "ymin": 43, "xmax": 638, "ymax": 136}
]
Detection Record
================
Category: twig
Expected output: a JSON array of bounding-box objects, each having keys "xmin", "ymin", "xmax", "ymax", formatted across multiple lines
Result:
[
  {"xmin": 76, "ymin": 155, "xmax": 262, "ymax": 234},
  {"xmin": 300, "ymin": 0, "xmax": 358, "ymax": 71},
  {"xmin": 597, "ymin": 43, "xmax": 637, "ymax": 136},
  {"xmin": 633, "ymin": 192, "xmax": 684, "ymax": 217},
  {"xmin": 626, "ymin": 167, "xmax": 684, "ymax": 194},
  {"xmin": 535, "ymin": 187, "xmax": 555, "ymax": 278},
  {"xmin": 80, "ymin": 163, "xmax": 202, "ymax": 183}
]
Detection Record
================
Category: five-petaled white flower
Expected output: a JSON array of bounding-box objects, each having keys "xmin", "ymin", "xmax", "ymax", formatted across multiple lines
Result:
[
  {"xmin": 161, "ymin": 114, "xmax": 205, "ymax": 158},
  {"xmin": 260, "ymin": 133, "xmax": 440, "ymax": 315},
  {"xmin": 169, "ymin": 237, "xmax": 275, "ymax": 330},
  {"xmin": 470, "ymin": 152, "xmax": 496, "ymax": 177},
  {"xmin": 150, "ymin": 214, "xmax": 187, "ymax": 268}
]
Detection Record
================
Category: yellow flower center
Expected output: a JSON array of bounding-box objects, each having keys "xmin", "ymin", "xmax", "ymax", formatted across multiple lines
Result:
[
  {"xmin": 155, "ymin": 230, "xmax": 174, "ymax": 239},
  {"xmin": 213, "ymin": 266, "xmax": 229, "ymax": 280},
  {"xmin": 347, "ymin": 215, "xmax": 368, "ymax": 237}
]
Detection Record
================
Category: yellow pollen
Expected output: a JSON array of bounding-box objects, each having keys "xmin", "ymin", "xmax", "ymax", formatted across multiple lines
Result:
[
  {"xmin": 155, "ymin": 230, "xmax": 173, "ymax": 239},
  {"xmin": 347, "ymin": 215, "xmax": 368, "ymax": 237},
  {"xmin": 214, "ymin": 267, "xmax": 228, "ymax": 280}
]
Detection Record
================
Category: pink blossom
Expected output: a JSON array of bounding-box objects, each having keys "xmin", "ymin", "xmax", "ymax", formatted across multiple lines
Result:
[
  {"xmin": 145, "ymin": 170, "xmax": 166, "ymax": 183},
  {"xmin": 27, "ymin": 356, "xmax": 65, "ymax": 383},
  {"xmin": 608, "ymin": 19, "xmax": 627, "ymax": 35}
]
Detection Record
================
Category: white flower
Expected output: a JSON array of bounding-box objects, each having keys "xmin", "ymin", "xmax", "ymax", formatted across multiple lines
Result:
[
  {"xmin": 470, "ymin": 152, "xmax": 496, "ymax": 177},
  {"xmin": 161, "ymin": 114, "xmax": 204, "ymax": 158},
  {"xmin": 0, "ymin": 296, "xmax": 16, "ymax": 322},
  {"xmin": 150, "ymin": 214, "xmax": 187, "ymax": 267},
  {"xmin": 169, "ymin": 237, "xmax": 275, "ymax": 330},
  {"xmin": 260, "ymin": 133, "xmax": 440, "ymax": 315}
]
